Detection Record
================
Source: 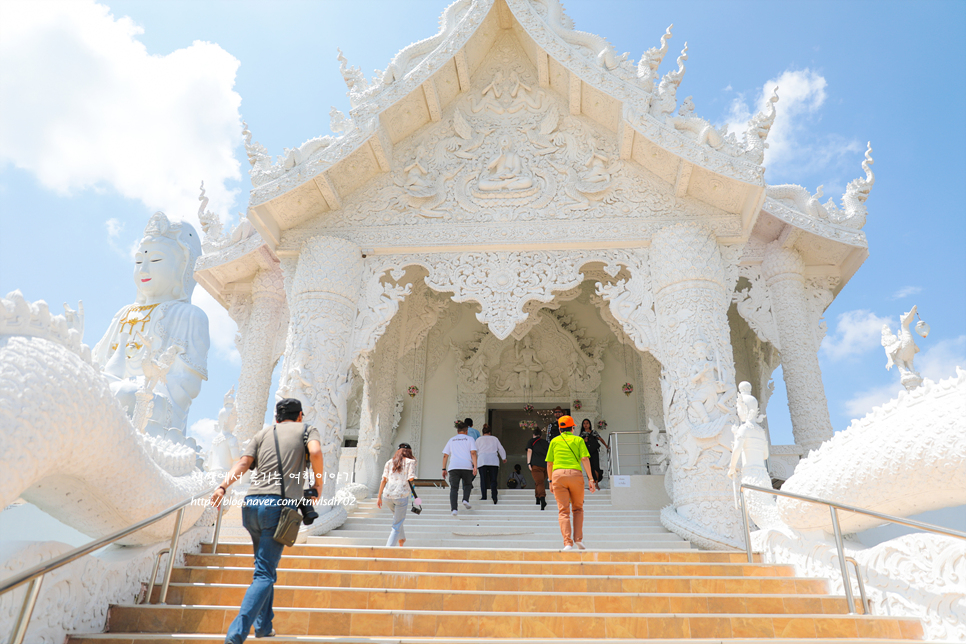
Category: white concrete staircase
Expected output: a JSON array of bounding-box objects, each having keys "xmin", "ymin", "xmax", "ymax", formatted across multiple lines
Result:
[{"xmin": 307, "ymin": 486, "xmax": 692, "ymax": 550}]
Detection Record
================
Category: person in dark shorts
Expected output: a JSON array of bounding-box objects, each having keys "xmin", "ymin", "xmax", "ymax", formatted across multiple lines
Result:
[{"xmin": 526, "ymin": 427, "xmax": 549, "ymax": 510}]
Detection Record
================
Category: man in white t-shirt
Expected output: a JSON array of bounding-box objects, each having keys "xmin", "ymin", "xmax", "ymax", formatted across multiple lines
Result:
[
  {"xmin": 442, "ymin": 421, "xmax": 478, "ymax": 515},
  {"xmin": 475, "ymin": 425, "xmax": 507, "ymax": 504}
]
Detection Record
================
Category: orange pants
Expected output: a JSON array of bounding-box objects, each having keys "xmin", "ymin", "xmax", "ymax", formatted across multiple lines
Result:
[{"xmin": 551, "ymin": 469, "xmax": 584, "ymax": 546}]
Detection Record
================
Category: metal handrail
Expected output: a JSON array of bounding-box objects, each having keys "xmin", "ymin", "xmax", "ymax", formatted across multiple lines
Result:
[
  {"xmin": 0, "ymin": 483, "xmax": 224, "ymax": 644},
  {"xmin": 610, "ymin": 431, "xmax": 648, "ymax": 475},
  {"xmin": 739, "ymin": 482, "xmax": 966, "ymax": 615}
]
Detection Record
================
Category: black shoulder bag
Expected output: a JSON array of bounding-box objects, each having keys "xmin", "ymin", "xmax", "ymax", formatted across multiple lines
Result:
[{"xmin": 272, "ymin": 425, "xmax": 303, "ymax": 547}]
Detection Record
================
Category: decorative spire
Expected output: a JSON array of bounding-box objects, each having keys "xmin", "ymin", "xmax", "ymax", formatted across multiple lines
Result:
[
  {"xmin": 666, "ymin": 42, "xmax": 688, "ymax": 88},
  {"xmin": 197, "ymin": 181, "xmax": 224, "ymax": 244},
  {"xmin": 825, "ymin": 142, "xmax": 875, "ymax": 228},
  {"xmin": 329, "ymin": 106, "xmax": 352, "ymax": 134},
  {"xmin": 337, "ymin": 47, "xmax": 369, "ymax": 107},
  {"xmin": 649, "ymin": 42, "xmax": 687, "ymax": 118},
  {"xmin": 742, "ymin": 87, "xmax": 779, "ymax": 163},
  {"xmin": 854, "ymin": 142, "xmax": 875, "ymax": 203},
  {"xmin": 638, "ymin": 24, "xmax": 673, "ymax": 88}
]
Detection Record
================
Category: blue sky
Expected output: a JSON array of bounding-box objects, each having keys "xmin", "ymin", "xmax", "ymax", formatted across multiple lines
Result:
[{"xmin": 1, "ymin": 0, "xmax": 964, "ymax": 452}]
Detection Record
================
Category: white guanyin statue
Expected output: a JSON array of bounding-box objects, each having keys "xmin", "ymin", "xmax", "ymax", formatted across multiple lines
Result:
[
  {"xmin": 92, "ymin": 212, "xmax": 210, "ymax": 436},
  {"xmin": 728, "ymin": 381, "xmax": 780, "ymax": 529}
]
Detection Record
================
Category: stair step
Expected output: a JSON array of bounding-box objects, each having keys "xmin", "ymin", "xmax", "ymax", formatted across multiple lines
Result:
[
  {"xmin": 103, "ymin": 605, "xmax": 923, "ymax": 639},
  {"xmin": 150, "ymin": 582, "xmax": 851, "ymax": 614},
  {"xmin": 170, "ymin": 567, "xmax": 832, "ymax": 595},
  {"xmin": 185, "ymin": 553, "xmax": 793, "ymax": 577},
  {"xmin": 200, "ymin": 543, "xmax": 749, "ymax": 562}
]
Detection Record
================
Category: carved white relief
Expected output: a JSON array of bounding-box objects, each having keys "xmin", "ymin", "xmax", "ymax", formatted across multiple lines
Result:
[
  {"xmin": 276, "ymin": 30, "xmax": 742, "ymax": 253},
  {"xmin": 781, "ymin": 369, "xmax": 966, "ymax": 534},
  {"xmin": 1, "ymin": 291, "xmax": 214, "ymax": 545},
  {"xmin": 753, "ymin": 369, "xmax": 966, "ymax": 641},
  {"xmin": 733, "ymin": 265, "xmax": 781, "ymax": 351},
  {"xmin": 881, "ymin": 305, "xmax": 927, "ymax": 391}
]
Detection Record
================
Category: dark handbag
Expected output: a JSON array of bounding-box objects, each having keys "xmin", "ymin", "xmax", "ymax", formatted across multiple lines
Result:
[
  {"xmin": 271, "ymin": 426, "xmax": 303, "ymax": 547},
  {"xmin": 408, "ymin": 480, "xmax": 422, "ymax": 515}
]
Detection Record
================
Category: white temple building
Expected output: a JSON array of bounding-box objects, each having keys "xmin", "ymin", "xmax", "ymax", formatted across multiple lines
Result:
[
  {"xmin": 195, "ymin": 0, "xmax": 874, "ymax": 551},
  {"xmin": 2, "ymin": 0, "xmax": 963, "ymax": 642}
]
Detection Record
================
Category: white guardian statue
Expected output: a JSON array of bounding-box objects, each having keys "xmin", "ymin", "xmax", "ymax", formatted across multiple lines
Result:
[{"xmin": 92, "ymin": 212, "xmax": 210, "ymax": 436}]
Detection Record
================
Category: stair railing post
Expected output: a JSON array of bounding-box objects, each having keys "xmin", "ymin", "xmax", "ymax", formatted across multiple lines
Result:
[
  {"xmin": 158, "ymin": 507, "xmax": 186, "ymax": 604},
  {"xmin": 145, "ymin": 547, "xmax": 170, "ymax": 604},
  {"xmin": 739, "ymin": 486, "xmax": 754, "ymax": 563},
  {"xmin": 829, "ymin": 506, "xmax": 857, "ymax": 614},
  {"xmin": 10, "ymin": 575, "xmax": 43, "ymax": 644},
  {"xmin": 211, "ymin": 497, "xmax": 226, "ymax": 555}
]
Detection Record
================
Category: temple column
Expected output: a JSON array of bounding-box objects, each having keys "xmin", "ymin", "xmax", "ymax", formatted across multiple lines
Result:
[
  {"xmin": 353, "ymin": 353, "xmax": 379, "ymax": 490},
  {"xmin": 235, "ymin": 264, "xmax": 286, "ymax": 444},
  {"xmin": 762, "ymin": 242, "xmax": 833, "ymax": 452},
  {"xmin": 278, "ymin": 236, "xmax": 364, "ymax": 498},
  {"xmin": 649, "ymin": 224, "xmax": 743, "ymax": 549}
]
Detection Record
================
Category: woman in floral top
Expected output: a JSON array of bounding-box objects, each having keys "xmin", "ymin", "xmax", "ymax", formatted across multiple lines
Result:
[{"xmin": 377, "ymin": 443, "xmax": 417, "ymax": 547}]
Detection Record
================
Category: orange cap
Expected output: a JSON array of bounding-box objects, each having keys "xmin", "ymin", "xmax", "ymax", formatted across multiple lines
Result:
[{"xmin": 557, "ymin": 415, "xmax": 575, "ymax": 429}]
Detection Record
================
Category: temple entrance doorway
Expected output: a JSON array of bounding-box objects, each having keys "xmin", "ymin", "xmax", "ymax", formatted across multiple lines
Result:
[{"xmin": 486, "ymin": 404, "xmax": 571, "ymax": 490}]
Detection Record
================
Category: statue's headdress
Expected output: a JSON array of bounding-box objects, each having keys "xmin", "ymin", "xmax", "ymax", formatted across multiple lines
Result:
[{"xmin": 138, "ymin": 212, "xmax": 202, "ymax": 303}]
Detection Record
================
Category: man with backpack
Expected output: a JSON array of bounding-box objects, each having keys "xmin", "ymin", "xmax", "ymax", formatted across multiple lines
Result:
[{"xmin": 211, "ymin": 398, "xmax": 324, "ymax": 643}]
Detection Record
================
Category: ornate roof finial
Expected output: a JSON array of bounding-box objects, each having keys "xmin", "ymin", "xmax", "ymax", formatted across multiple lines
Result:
[
  {"xmin": 337, "ymin": 47, "xmax": 370, "ymax": 107},
  {"xmin": 825, "ymin": 142, "xmax": 875, "ymax": 229},
  {"xmin": 638, "ymin": 24, "xmax": 673, "ymax": 88},
  {"xmin": 197, "ymin": 181, "xmax": 224, "ymax": 245},
  {"xmin": 329, "ymin": 106, "xmax": 351, "ymax": 133},
  {"xmin": 668, "ymin": 42, "xmax": 688, "ymax": 87},
  {"xmin": 742, "ymin": 87, "xmax": 779, "ymax": 163},
  {"xmin": 649, "ymin": 42, "xmax": 687, "ymax": 118}
]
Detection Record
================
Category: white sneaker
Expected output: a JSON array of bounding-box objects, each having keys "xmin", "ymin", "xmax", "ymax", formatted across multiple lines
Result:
[
  {"xmin": 562, "ymin": 545, "xmax": 574, "ymax": 551},
  {"xmin": 462, "ymin": 500, "xmax": 472, "ymax": 509},
  {"xmin": 451, "ymin": 510, "xmax": 458, "ymax": 516},
  {"xmin": 575, "ymin": 542, "xmax": 586, "ymax": 550}
]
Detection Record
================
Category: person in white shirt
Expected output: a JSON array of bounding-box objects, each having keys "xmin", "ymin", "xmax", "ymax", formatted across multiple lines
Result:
[
  {"xmin": 475, "ymin": 424, "xmax": 507, "ymax": 504},
  {"xmin": 441, "ymin": 421, "xmax": 478, "ymax": 515},
  {"xmin": 376, "ymin": 443, "xmax": 417, "ymax": 547}
]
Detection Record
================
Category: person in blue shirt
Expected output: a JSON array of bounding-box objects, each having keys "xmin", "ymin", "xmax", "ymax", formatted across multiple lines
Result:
[{"xmin": 464, "ymin": 417, "xmax": 481, "ymax": 440}]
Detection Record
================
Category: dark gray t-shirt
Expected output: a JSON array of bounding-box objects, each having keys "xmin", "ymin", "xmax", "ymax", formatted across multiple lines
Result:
[{"xmin": 244, "ymin": 422, "xmax": 321, "ymax": 500}]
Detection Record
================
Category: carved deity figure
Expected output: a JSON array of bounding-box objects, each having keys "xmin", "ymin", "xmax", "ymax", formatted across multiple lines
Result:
[
  {"xmin": 882, "ymin": 305, "xmax": 925, "ymax": 391},
  {"xmin": 687, "ymin": 342, "xmax": 735, "ymax": 427},
  {"xmin": 93, "ymin": 212, "xmax": 210, "ymax": 436},
  {"xmin": 402, "ymin": 146, "xmax": 434, "ymax": 196},
  {"xmin": 207, "ymin": 388, "xmax": 241, "ymax": 472},
  {"xmin": 514, "ymin": 335, "xmax": 544, "ymax": 391},
  {"xmin": 478, "ymin": 137, "xmax": 533, "ymax": 192}
]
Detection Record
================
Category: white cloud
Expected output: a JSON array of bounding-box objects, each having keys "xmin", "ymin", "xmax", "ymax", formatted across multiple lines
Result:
[
  {"xmin": 919, "ymin": 335, "xmax": 966, "ymax": 382},
  {"xmin": 192, "ymin": 287, "xmax": 240, "ymax": 365},
  {"xmin": 0, "ymin": 1, "xmax": 242, "ymax": 222},
  {"xmin": 891, "ymin": 286, "xmax": 922, "ymax": 300},
  {"xmin": 843, "ymin": 382, "xmax": 901, "ymax": 420},
  {"xmin": 821, "ymin": 309, "xmax": 892, "ymax": 361},
  {"xmin": 721, "ymin": 68, "xmax": 862, "ymax": 181},
  {"xmin": 189, "ymin": 417, "xmax": 219, "ymax": 454},
  {"xmin": 104, "ymin": 217, "xmax": 135, "ymax": 258}
]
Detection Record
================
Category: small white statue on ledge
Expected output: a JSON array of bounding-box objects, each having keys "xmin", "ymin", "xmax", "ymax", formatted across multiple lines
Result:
[
  {"xmin": 728, "ymin": 381, "xmax": 780, "ymax": 529},
  {"xmin": 207, "ymin": 387, "xmax": 241, "ymax": 472},
  {"xmin": 92, "ymin": 212, "xmax": 210, "ymax": 436},
  {"xmin": 881, "ymin": 305, "xmax": 928, "ymax": 391}
]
